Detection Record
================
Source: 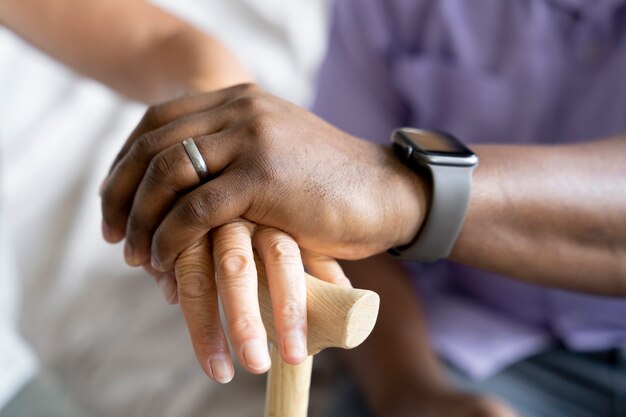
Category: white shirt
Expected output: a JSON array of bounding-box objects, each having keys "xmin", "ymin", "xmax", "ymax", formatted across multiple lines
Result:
[{"xmin": 0, "ymin": 165, "xmax": 37, "ymax": 410}]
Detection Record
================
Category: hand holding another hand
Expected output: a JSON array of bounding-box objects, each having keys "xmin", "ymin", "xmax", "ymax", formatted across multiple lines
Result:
[
  {"xmin": 99, "ymin": 83, "xmax": 428, "ymax": 382},
  {"xmin": 100, "ymin": 83, "xmax": 429, "ymax": 272}
]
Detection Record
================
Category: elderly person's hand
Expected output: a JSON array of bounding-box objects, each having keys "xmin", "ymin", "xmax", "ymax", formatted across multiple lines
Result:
[
  {"xmin": 156, "ymin": 220, "xmax": 350, "ymax": 384},
  {"xmin": 100, "ymin": 83, "xmax": 429, "ymax": 270}
]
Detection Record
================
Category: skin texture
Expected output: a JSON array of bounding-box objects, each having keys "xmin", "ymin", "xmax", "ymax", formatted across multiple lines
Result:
[
  {"xmin": 101, "ymin": 84, "xmax": 429, "ymax": 267},
  {"xmin": 174, "ymin": 221, "xmax": 351, "ymax": 383},
  {"xmin": 452, "ymin": 139, "xmax": 626, "ymax": 295},
  {"xmin": 102, "ymin": 84, "xmax": 626, "ymax": 296},
  {"xmin": 0, "ymin": 0, "xmax": 348, "ymax": 381}
]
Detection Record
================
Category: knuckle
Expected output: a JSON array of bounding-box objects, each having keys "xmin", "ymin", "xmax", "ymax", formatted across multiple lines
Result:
[
  {"xmin": 217, "ymin": 251, "xmax": 252, "ymax": 278},
  {"xmin": 234, "ymin": 82, "xmax": 258, "ymax": 95},
  {"xmin": 243, "ymin": 155, "xmax": 279, "ymax": 187},
  {"xmin": 251, "ymin": 112, "xmax": 273, "ymax": 131},
  {"xmin": 277, "ymin": 301, "xmax": 306, "ymax": 326},
  {"xmin": 180, "ymin": 194, "xmax": 212, "ymax": 227},
  {"xmin": 129, "ymin": 132, "xmax": 159, "ymax": 163},
  {"xmin": 233, "ymin": 95, "xmax": 264, "ymax": 114},
  {"xmin": 266, "ymin": 237, "xmax": 301, "ymax": 261},
  {"xmin": 195, "ymin": 325, "xmax": 226, "ymax": 350},
  {"xmin": 229, "ymin": 313, "xmax": 264, "ymax": 339},
  {"xmin": 138, "ymin": 131, "xmax": 162, "ymax": 153},
  {"xmin": 178, "ymin": 272, "xmax": 215, "ymax": 300},
  {"xmin": 238, "ymin": 118, "xmax": 271, "ymax": 145},
  {"xmin": 178, "ymin": 185, "xmax": 237, "ymax": 227},
  {"xmin": 240, "ymin": 121, "xmax": 262, "ymax": 141},
  {"xmin": 147, "ymin": 152, "xmax": 174, "ymax": 182}
]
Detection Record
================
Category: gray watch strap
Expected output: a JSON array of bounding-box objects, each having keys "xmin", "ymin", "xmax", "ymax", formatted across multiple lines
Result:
[{"xmin": 390, "ymin": 163, "xmax": 475, "ymax": 262}]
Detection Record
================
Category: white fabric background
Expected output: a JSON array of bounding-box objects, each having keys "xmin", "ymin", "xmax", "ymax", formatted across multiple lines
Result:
[
  {"xmin": 0, "ymin": 186, "xmax": 37, "ymax": 409},
  {"xmin": 0, "ymin": 1, "xmax": 330, "ymax": 416}
]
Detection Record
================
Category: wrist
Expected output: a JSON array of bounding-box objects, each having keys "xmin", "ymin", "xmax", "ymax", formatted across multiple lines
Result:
[
  {"xmin": 186, "ymin": 47, "xmax": 253, "ymax": 93},
  {"xmin": 383, "ymin": 145, "xmax": 431, "ymax": 249},
  {"xmin": 145, "ymin": 30, "xmax": 252, "ymax": 101},
  {"xmin": 387, "ymin": 128, "xmax": 478, "ymax": 261}
]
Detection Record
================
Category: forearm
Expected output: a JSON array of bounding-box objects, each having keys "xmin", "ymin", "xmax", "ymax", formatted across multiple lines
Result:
[
  {"xmin": 0, "ymin": 0, "xmax": 251, "ymax": 103},
  {"xmin": 450, "ymin": 135, "xmax": 626, "ymax": 295},
  {"xmin": 134, "ymin": 28, "xmax": 251, "ymax": 102}
]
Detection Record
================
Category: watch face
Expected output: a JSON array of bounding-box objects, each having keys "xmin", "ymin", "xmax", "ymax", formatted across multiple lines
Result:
[{"xmin": 394, "ymin": 128, "xmax": 478, "ymax": 166}]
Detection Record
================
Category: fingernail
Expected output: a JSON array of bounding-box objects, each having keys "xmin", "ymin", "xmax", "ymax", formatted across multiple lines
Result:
[
  {"xmin": 242, "ymin": 340, "xmax": 270, "ymax": 372},
  {"xmin": 284, "ymin": 331, "xmax": 307, "ymax": 362},
  {"xmin": 159, "ymin": 275, "xmax": 177, "ymax": 304},
  {"xmin": 209, "ymin": 354, "xmax": 234, "ymax": 384}
]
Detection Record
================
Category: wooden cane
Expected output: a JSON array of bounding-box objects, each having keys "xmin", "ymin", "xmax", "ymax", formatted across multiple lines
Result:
[{"xmin": 256, "ymin": 258, "xmax": 380, "ymax": 417}]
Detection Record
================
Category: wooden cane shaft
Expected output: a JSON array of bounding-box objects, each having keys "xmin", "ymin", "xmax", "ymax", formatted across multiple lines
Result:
[
  {"xmin": 264, "ymin": 344, "xmax": 313, "ymax": 417},
  {"xmin": 255, "ymin": 255, "xmax": 379, "ymax": 417}
]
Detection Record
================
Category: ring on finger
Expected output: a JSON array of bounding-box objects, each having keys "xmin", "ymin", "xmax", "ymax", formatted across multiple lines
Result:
[{"xmin": 182, "ymin": 137, "xmax": 212, "ymax": 183}]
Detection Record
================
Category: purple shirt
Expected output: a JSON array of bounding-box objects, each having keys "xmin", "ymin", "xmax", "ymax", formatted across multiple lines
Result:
[{"xmin": 313, "ymin": 0, "xmax": 626, "ymax": 379}]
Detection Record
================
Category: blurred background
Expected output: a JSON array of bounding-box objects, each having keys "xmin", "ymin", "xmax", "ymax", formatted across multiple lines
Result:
[{"xmin": 0, "ymin": 1, "xmax": 334, "ymax": 416}]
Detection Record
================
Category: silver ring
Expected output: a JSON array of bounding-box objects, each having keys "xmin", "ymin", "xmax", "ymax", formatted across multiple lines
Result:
[{"xmin": 182, "ymin": 138, "xmax": 211, "ymax": 183}]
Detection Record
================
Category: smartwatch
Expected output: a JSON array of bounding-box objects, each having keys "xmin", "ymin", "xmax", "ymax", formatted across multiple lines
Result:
[{"xmin": 388, "ymin": 128, "xmax": 478, "ymax": 262}]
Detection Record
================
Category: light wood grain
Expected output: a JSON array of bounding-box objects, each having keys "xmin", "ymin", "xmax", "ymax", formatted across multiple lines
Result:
[
  {"xmin": 264, "ymin": 344, "xmax": 313, "ymax": 417},
  {"xmin": 256, "ymin": 256, "xmax": 380, "ymax": 417},
  {"xmin": 256, "ymin": 255, "xmax": 380, "ymax": 355}
]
